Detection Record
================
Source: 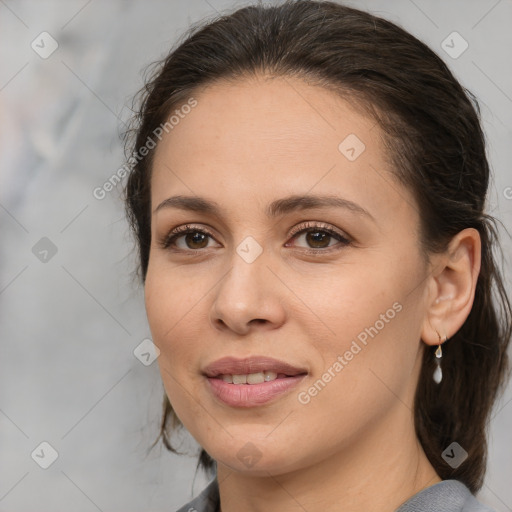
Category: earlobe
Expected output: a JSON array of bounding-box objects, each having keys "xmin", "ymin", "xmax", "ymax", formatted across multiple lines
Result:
[{"xmin": 421, "ymin": 228, "xmax": 481, "ymax": 347}]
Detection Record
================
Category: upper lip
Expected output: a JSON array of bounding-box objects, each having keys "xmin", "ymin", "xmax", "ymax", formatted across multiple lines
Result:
[{"xmin": 203, "ymin": 356, "xmax": 308, "ymax": 378}]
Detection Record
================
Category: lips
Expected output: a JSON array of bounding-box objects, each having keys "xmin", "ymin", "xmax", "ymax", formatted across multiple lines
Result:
[
  {"xmin": 203, "ymin": 356, "xmax": 308, "ymax": 407},
  {"xmin": 202, "ymin": 356, "xmax": 308, "ymax": 378}
]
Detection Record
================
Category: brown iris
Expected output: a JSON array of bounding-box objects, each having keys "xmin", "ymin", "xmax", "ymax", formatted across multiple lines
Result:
[
  {"xmin": 185, "ymin": 232, "xmax": 209, "ymax": 249},
  {"xmin": 305, "ymin": 230, "xmax": 332, "ymax": 249}
]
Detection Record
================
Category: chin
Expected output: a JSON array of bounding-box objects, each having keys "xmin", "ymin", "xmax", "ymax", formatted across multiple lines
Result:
[{"xmin": 207, "ymin": 438, "xmax": 307, "ymax": 477}]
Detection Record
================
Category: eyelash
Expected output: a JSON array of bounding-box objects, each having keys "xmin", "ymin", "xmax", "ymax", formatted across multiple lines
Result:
[{"xmin": 160, "ymin": 221, "xmax": 352, "ymax": 255}]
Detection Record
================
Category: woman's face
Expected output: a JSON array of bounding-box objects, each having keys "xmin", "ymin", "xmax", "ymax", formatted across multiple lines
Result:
[{"xmin": 145, "ymin": 75, "xmax": 431, "ymax": 475}]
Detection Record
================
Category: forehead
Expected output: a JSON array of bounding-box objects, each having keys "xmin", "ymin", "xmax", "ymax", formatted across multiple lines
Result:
[
  {"xmin": 155, "ymin": 75, "xmax": 374, "ymax": 160},
  {"xmin": 150, "ymin": 75, "xmax": 414, "ymax": 225}
]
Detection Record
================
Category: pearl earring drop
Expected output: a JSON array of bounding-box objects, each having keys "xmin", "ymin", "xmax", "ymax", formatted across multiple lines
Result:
[
  {"xmin": 433, "ymin": 344, "xmax": 443, "ymax": 384},
  {"xmin": 433, "ymin": 332, "xmax": 447, "ymax": 384}
]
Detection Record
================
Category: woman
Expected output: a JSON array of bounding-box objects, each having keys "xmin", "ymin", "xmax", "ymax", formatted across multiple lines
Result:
[{"xmin": 123, "ymin": 1, "xmax": 511, "ymax": 511}]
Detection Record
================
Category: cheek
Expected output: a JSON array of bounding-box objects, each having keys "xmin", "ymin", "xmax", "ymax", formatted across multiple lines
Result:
[
  {"xmin": 145, "ymin": 266, "xmax": 209, "ymax": 424},
  {"xmin": 301, "ymin": 271, "xmax": 394, "ymax": 351},
  {"xmin": 144, "ymin": 264, "xmax": 200, "ymax": 364},
  {"xmin": 297, "ymin": 254, "xmax": 424, "ymax": 400}
]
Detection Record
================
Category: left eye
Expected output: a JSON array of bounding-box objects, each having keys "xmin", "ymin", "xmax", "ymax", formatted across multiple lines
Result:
[{"xmin": 288, "ymin": 227, "xmax": 350, "ymax": 250}]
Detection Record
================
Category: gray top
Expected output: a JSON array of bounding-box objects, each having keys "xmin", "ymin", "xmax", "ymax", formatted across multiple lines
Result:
[{"xmin": 175, "ymin": 478, "xmax": 496, "ymax": 512}]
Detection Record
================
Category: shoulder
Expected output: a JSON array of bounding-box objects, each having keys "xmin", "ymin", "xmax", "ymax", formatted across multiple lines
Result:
[
  {"xmin": 175, "ymin": 478, "xmax": 219, "ymax": 512},
  {"xmin": 395, "ymin": 480, "xmax": 496, "ymax": 512}
]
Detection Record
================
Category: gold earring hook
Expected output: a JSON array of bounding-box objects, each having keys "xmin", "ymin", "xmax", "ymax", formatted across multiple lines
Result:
[{"xmin": 435, "ymin": 331, "xmax": 445, "ymax": 358}]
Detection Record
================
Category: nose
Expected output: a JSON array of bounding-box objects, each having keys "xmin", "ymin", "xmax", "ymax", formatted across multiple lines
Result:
[{"xmin": 210, "ymin": 249, "xmax": 287, "ymax": 336}]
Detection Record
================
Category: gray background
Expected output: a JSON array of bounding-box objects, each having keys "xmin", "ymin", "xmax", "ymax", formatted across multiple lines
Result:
[{"xmin": 0, "ymin": 0, "xmax": 511, "ymax": 511}]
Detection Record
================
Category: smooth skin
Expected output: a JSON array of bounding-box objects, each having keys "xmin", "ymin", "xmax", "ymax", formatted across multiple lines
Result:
[{"xmin": 144, "ymin": 74, "xmax": 481, "ymax": 512}]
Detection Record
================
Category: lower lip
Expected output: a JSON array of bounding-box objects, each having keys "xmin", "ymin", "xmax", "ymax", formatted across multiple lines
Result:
[{"xmin": 206, "ymin": 375, "xmax": 307, "ymax": 407}]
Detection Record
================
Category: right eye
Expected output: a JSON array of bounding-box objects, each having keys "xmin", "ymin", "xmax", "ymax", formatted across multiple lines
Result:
[{"xmin": 160, "ymin": 225, "xmax": 220, "ymax": 251}]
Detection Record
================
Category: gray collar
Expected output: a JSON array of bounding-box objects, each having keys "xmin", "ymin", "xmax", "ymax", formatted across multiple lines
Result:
[{"xmin": 176, "ymin": 478, "xmax": 495, "ymax": 512}]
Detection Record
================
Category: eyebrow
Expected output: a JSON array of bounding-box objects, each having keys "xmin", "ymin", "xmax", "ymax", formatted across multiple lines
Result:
[{"xmin": 153, "ymin": 194, "xmax": 374, "ymax": 221}]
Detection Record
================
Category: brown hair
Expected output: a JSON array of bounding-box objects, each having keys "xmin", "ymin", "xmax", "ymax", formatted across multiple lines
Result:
[{"xmin": 123, "ymin": 0, "xmax": 512, "ymax": 493}]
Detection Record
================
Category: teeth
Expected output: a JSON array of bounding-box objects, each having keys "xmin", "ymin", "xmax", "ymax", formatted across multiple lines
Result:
[
  {"xmin": 247, "ymin": 373, "xmax": 264, "ymax": 384},
  {"xmin": 220, "ymin": 371, "xmax": 279, "ymax": 384}
]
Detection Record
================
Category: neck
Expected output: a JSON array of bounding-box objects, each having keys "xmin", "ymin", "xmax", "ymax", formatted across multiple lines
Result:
[{"xmin": 217, "ymin": 402, "xmax": 441, "ymax": 512}]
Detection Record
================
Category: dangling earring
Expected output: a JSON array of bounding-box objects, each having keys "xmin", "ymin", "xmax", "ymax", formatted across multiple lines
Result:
[{"xmin": 433, "ymin": 332, "xmax": 447, "ymax": 384}]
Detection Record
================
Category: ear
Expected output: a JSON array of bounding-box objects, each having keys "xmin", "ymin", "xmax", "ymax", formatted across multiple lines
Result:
[{"xmin": 421, "ymin": 228, "xmax": 481, "ymax": 346}]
